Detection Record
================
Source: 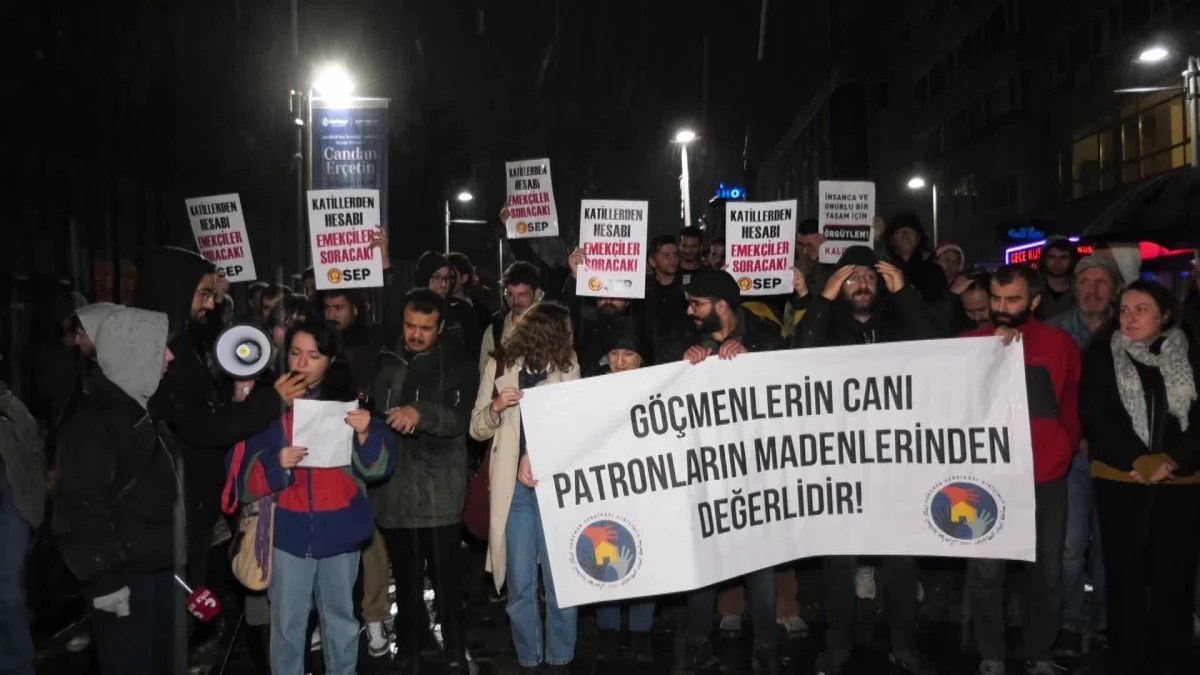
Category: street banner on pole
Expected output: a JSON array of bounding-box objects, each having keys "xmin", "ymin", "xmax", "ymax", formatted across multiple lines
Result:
[
  {"xmin": 819, "ymin": 180, "xmax": 875, "ymax": 264},
  {"xmin": 311, "ymin": 99, "xmax": 389, "ymax": 232},
  {"xmin": 185, "ymin": 193, "xmax": 257, "ymax": 282},
  {"xmin": 726, "ymin": 200, "xmax": 797, "ymax": 296},
  {"xmin": 504, "ymin": 158, "xmax": 559, "ymax": 239},
  {"xmin": 577, "ymin": 199, "xmax": 648, "ymax": 299},
  {"xmin": 307, "ymin": 188, "xmax": 383, "ymax": 291},
  {"xmin": 520, "ymin": 337, "xmax": 1035, "ymax": 608}
]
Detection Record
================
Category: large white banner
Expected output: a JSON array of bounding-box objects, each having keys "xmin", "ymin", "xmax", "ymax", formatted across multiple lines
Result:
[
  {"xmin": 577, "ymin": 199, "xmax": 647, "ymax": 299},
  {"xmin": 186, "ymin": 193, "xmax": 257, "ymax": 282},
  {"xmin": 521, "ymin": 338, "xmax": 1035, "ymax": 608}
]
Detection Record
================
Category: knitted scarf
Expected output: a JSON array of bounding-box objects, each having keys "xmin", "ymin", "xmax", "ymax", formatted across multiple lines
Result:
[{"xmin": 1111, "ymin": 327, "xmax": 1197, "ymax": 445}]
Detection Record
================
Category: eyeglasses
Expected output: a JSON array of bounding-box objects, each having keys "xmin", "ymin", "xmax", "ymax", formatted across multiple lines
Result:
[
  {"xmin": 845, "ymin": 271, "xmax": 877, "ymax": 285},
  {"xmin": 430, "ymin": 274, "xmax": 455, "ymax": 283}
]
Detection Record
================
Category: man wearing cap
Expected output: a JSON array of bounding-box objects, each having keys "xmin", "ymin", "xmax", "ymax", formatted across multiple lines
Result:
[
  {"xmin": 792, "ymin": 245, "xmax": 936, "ymax": 675},
  {"xmin": 1046, "ymin": 254, "xmax": 1122, "ymax": 657},
  {"xmin": 668, "ymin": 267, "xmax": 783, "ymax": 674}
]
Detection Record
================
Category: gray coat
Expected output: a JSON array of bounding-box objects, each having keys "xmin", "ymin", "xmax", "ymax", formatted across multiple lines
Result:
[{"xmin": 0, "ymin": 383, "xmax": 45, "ymax": 528}]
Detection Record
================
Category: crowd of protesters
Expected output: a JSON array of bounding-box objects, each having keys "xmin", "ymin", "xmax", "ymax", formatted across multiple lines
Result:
[{"xmin": 1, "ymin": 210, "xmax": 1199, "ymax": 675}]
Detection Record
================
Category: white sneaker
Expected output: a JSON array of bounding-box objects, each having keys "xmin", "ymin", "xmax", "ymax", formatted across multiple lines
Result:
[
  {"xmin": 65, "ymin": 633, "xmax": 91, "ymax": 653},
  {"xmin": 854, "ymin": 566, "xmax": 876, "ymax": 599},
  {"xmin": 310, "ymin": 627, "xmax": 323, "ymax": 652},
  {"xmin": 365, "ymin": 621, "xmax": 389, "ymax": 657}
]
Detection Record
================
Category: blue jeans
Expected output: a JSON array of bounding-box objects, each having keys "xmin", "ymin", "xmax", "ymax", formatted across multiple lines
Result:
[
  {"xmin": 0, "ymin": 471, "xmax": 34, "ymax": 675},
  {"xmin": 506, "ymin": 483, "xmax": 576, "ymax": 666},
  {"xmin": 1062, "ymin": 453, "xmax": 1106, "ymax": 632},
  {"xmin": 596, "ymin": 600, "xmax": 655, "ymax": 633},
  {"xmin": 268, "ymin": 548, "xmax": 361, "ymax": 675}
]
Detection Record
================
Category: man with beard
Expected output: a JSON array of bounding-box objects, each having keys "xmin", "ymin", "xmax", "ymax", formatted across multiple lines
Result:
[
  {"xmin": 963, "ymin": 264, "xmax": 1079, "ymax": 675},
  {"xmin": 791, "ymin": 246, "xmax": 936, "ymax": 675},
  {"xmin": 1034, "ymin": 236, "xmax": 1078, "ymax": 321},
  {"xmin": 322, "ymin": 288, "xmax": 380, "ymax": 393},
  {"xmin": 678, "ymin": 226, "xmax": 704, "ymax": 283},
  {"xmin": 949, "ymin": 270, "xmax": 994, "ymax": 332},
  {"xmin": 368, "ymin": 289, "xmax": 477, "ymax": 674},
  {"xmin": 479, "ymin": 262, "xmax": 541, "ymax": 374},
  {"xmin": 562, "ymin": 249, "xmax": 649, "ymax": 375},
  {"xmin": 671, "ymin": 267, "xmax": 784, "ymax": 674},
  {"xmin": 1045, "ymin": 254, "xmax": 1122, "ymax": 657},
  {"xmin": 132, "ymin": 246, "xmax": 308, "ymax": 611}
]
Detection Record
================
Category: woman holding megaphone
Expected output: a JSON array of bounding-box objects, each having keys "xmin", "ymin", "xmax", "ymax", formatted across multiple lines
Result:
[{"xmin": 224, "ymin": 320, "xmax": 395, "ymax": 675}]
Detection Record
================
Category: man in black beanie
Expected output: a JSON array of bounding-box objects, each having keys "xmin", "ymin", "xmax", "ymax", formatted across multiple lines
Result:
[
  {"xmin": 791, "ymin": 244, "xmax": 936, "ymax": 675},
  {"xmin": 415, "ymin": 251, "xmax": 480, "ymax": 355}
]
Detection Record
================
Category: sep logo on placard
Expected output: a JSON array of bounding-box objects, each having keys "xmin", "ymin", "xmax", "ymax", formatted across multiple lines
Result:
[
  {"xmin": 588, "ymin": 277, "xmax": 603, "ymax": 292},
  {"xmin": 325, "ymin": 268, "xmax": 373, "ymax": 285},
  {"xmin": 327, "ymin": 269, "xmax": 342, "ymax": 284},
  {"xmin": 737, "ymin": 277, "xmax": 752, "ymax": 291},
  {"xmin": 515, "ymin": 222, "xmax": 528, "ymax": 234},
  {"xmin": 924, "ymin": 478, "xmax": 1004, "ymax": 545},
  {"xmin": 570, "ymin": 515, "xmax": 642, "ymax": 588}
]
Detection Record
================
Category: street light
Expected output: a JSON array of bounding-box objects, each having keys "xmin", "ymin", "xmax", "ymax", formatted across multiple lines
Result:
[
  {"xmin": 313, "ymin": 63, "xmax": 354, "ymax": 100},
  {"xmin": 1137, "ymin": 46, "xmax": 1171, "ymax": 64},
  {"xmin": 672, "ymin": 128, "xmax": 698, "ymax": 228},
  {"xmin": 907, "ymin": 175, "xmax": 940, "ymax": 243},
  {"xmin": 444, "ymin": 190, "xmax": 488, "ymax": 253}
]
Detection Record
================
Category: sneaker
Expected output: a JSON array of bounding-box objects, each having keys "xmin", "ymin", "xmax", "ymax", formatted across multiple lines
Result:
[
  {"xmin": 854, "ymin": 566, "xmax": 876, "ymax": 599},
  {"xmin": 365, "ymin": 621, "xmax": 389, "ymax": 658},
  {"xmin": 1023, "ymin": 661, "xmax": 1063, "ymax": 674},
  {"xmin": 717, "ymin": 614, "xmax": 742, "ymax": 637},
  {"xmin": 815, "ymin": 648, "xmax": 853, "ymax": 675},
  {"xmin": 778, "ymin": 615, "xmax": 808, "ymax": 638},
  {"xmin": 594, "ymin": 629, "xmax": 622, "ymax": 662},
  {"xmin": 1052, "ymin": 629, "xmax": 1082, "ymax": 658},
  {"xmin": 630, "ymin": 632, "xmax": 653, "ymax": 663},
  {"xmin": 489, "ymin": 583, "xmax": 507, "ymax": 604},
  {"xmin": 683, "ymin": 639, "xmax": 720, "ymax": 674},
  {"xmin": 310, "ymin": 626, "xmax": 322, "ymax": 652},
  {"xmin": 889, "ymin": 648, "xmax": 935, "ymax": 675},
  {"xmin": 976, "ymin": 661, "xmax": 1005, "ymax": 675},
  {"xmin": 65, "ymin": 633, "xmax": 91, "ymax": 653},
  {"xmin": 753, "ymin": 647, "xmax": 782, "ymax": 674}
]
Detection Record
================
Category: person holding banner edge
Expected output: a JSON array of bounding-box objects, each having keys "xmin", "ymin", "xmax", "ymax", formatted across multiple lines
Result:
[
  {"xmin": 470, "ymin": 302, "xmax": 581, "ymax": 673},
  {"xmin": 791, "ymin": 245, "xmax": 937, "ymax": 675},
  {"xmin": 667, "ymin": 266, "xmax": 784, "ymax": 674}
]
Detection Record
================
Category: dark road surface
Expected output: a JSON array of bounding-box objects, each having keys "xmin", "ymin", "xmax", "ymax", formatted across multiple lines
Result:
[{"xmin": 31, "ymin": 549, "xmax": 1192, "ymax": 674}]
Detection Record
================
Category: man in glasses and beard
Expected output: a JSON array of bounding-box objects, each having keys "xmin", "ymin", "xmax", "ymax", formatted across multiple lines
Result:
[{"xmin": 791, "ymin": 244, "xmax": 937, "ymax": 675}]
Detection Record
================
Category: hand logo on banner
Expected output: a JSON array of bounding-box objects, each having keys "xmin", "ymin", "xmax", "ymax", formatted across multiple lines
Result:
[
  {"xmin": 926, "ymin": 480, "xmax": 1001, "ymax": 543},
  {"xmin": 573, "ymin": 518, "xmax": 642, "ymax": 584}
]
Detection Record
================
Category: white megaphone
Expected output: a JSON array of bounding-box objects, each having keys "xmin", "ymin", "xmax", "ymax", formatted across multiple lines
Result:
[{"xmin": 213, "ymin": 323, "xmax": 273, "ymax": 380}]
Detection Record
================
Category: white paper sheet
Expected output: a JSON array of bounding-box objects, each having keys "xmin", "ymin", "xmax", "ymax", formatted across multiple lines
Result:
[{"xmin": 293, "ymin": 400, "xmax": 358, "ymax": 468}]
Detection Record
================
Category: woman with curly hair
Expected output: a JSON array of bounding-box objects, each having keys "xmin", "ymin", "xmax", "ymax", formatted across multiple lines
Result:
[{"xmin": 470, "ymin": 302, "xmax": 579, "ymax": 673}]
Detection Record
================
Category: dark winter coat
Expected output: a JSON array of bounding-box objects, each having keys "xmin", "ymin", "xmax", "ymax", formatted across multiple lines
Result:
[
  {"xmin": 53, "ymin": 370, "xmax": 179, "ymax": 599},
  {"xmin": 367, "ymin": 336, "xmax": 479, "ymax": 529},
  {"xmin": 792, "ymin": 285, "xmax": 937, "ymax": 349},
  {"xmin": 133, "ymin": 247, "xmax": 284, "ymax": 535},
  {"xmin": 658, "ymin": 307, "xmax": 784, "ymax": 363}
]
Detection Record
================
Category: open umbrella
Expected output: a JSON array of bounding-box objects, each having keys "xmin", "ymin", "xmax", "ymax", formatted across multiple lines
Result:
[{"xmin": 1082, "ymin": 166, "xmax": 1200, "ymax": 248}]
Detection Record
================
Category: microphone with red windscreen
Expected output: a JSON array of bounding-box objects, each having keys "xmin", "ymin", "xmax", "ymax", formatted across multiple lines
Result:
[{"xmin": 175, "ymin": 575, "xmax": 221, "ymax": 622}]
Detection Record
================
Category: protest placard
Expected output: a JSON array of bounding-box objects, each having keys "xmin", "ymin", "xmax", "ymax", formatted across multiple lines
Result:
[
  {"xmin": 504, "ymin": 158, "xmax": 559, "ymax": 239},
  {"xmin": 520, "ymin": 337, "xmax": 1035, "ymax": 608},
  {"xmin": 185, "ymin": 194, "xmax": 257, "ymax": 282},
  {"xmin": 576, "ymin": 199, "xmax": 648, "ymax": 299},
  {"xmin": 819, "ymin": 180, "xmax": 875, "ymax": 264},
  {"xmin": 725, "ymin": 200, "xmax": 797, "ymax": 295},
  {"xmin": 307, "ymin": 188, "xmax": 383, "ymax": 291}
]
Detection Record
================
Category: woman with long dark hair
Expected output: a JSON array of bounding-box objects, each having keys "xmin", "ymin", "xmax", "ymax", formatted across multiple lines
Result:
[
  {"xmin": 1080, "ymin": 280, "xmax": 1200, "ymax": 674},
  {"xmin": 470, "ymin": 302, "xmax": 580, "ymax": 672},
  {"xmin": 225, "ymin": 320, "xmax": 395, "ymax": 675}
]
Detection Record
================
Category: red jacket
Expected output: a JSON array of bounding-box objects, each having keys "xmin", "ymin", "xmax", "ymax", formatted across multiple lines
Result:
[{"xmin": 963, "ymin": 319, "xmax": 1080, "ymax": 483}]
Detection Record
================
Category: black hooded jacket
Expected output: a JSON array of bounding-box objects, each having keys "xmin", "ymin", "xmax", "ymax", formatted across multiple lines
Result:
[
  {"xmin": 559, "ymin": 278, "xmax": 651, "ymax": 375},
  {"xmin": 792, "ymin": 247, "xmax": 938, "ymax": 349},
  {"xmin": 133, "ymin": 247, "xmax": 283, "ymax": 533},
  {"xmin": 882, "ymin": 216, "xmax": 952, "ymax": 322}
]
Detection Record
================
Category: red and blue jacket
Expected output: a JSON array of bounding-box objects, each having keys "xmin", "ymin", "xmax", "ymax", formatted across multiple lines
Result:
[{"xmin": 222, "ymin": 410, "xmax": 395, "ymax": 559}]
